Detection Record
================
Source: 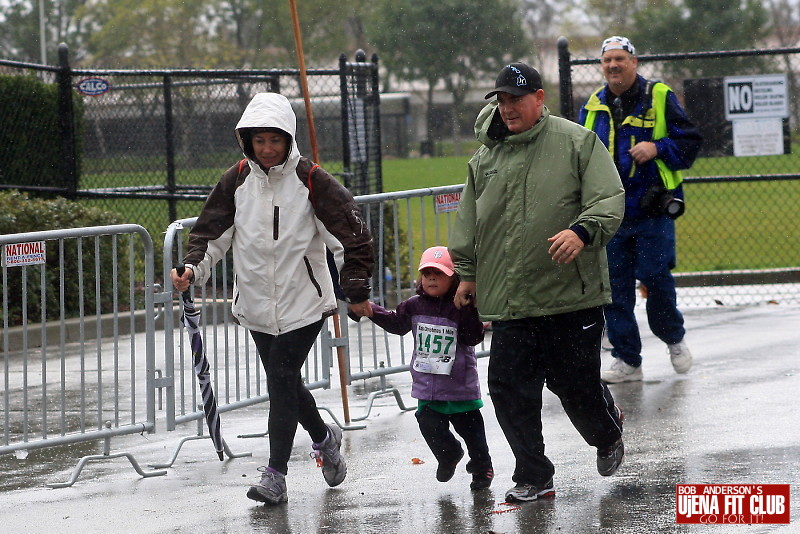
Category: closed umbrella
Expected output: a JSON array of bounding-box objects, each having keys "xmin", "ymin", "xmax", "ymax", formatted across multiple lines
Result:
[{"xmin": 176, "ymin": 266, "xmax": 225, "ymax": 461}]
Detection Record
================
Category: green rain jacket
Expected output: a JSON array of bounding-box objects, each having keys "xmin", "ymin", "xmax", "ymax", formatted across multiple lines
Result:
[{"xmin": 448, "ymin": 103, "xmax": 625, "ymax": 320}]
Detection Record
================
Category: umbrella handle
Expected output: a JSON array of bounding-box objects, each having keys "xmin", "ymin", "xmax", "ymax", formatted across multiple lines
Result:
[{"xmin": 174, "ymin": 264, "xmax": 194, "ymax": 303}]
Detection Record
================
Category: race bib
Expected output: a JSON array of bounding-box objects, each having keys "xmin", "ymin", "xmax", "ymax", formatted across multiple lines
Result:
[{"xmin": 413, "ymin": 322, "xmax": 457, "ymax": 375}]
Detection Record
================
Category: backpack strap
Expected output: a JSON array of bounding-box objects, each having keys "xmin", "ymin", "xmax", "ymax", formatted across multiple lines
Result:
[
  {"xmin": 295, "ymin": 157, "xmax": 320, "ymax": 207},
  {"xmin": 305, "ymin": 164, "xmax": 319, "ymax": 208},
  {"xmin": 234, "ymin": 158, "xmax": 250, "ymax": 187}
]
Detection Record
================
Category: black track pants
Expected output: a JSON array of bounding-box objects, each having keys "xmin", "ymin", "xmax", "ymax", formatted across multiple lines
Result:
[
  {"xmin": 488, "ymin": 307, "xmax": 623, "ymax": 486},
  {"xmin": 250, "ymin": 319, "xmax": 328, "ymax": 475},
  {"xmin": 415, "ymin": 406, "xmax": 492, "ymax": 471}
]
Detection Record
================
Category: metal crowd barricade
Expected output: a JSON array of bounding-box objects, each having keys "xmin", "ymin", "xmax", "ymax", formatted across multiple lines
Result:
[
  {"xmin": 0, "ymin": 224, "xmax": 165, "ymax": 486},
  {"xmin": 160, "ymin": 181, "xmax": 800, "ymax": 432},
  {"xmin": 159, "ymin": 218, "xmax": 359, "ymax": 464},
  {"xmin": 7, "ymin": 182, "xmax": 796, "ymax": 488},
  {"xmin": 159, "ymin": 185, "xmax": 488, "ymax": 434}
]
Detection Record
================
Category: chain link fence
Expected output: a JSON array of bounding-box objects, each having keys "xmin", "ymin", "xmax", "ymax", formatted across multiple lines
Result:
[
  {"xmin": 0, "ymin": 46, "xmax": 383, "ymax": 247},
  {"xmin": 558, "ymin": 39, "xmax": 800, "ymax": 305},
  {"xmin": 3, "ymin": 42, "xmax": 800, "ymax": 305}
]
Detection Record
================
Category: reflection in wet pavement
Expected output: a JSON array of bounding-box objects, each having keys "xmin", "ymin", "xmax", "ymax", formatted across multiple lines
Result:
[{"xmin": 1, "ymin": 305, "xmax": 799, "ymax": 533}]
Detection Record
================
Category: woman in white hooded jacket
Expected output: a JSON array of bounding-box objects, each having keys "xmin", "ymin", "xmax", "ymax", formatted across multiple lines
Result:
[{"xmin": 171, "ymin": 93, "xmax": 374, "ymax": 505}]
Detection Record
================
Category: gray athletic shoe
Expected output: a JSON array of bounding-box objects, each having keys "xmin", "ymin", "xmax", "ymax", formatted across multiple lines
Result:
[
  {"xmin": 246, "ymin": 466, "xmax": 288, "ymax": 504},
  {"xmin": 504, "ymin": 478, "xmax": 556, "ymax": 502},
  {"xmin": 597, "ymin": 438, "xmax": 625, "ymax": 476},
  {"xmin": 311, "ymin": 424, "xmax": 347, "ymax": 487}
]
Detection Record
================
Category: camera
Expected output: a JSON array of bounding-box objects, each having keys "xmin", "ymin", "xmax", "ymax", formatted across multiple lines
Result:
[{"xmin": 639, "ymin": 183, "xmax": 685, "ymax": 219}]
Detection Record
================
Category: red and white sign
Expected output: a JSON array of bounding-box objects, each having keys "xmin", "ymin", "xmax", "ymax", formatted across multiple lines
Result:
[
  {"xmin": 434, "ymin": 192, "xmax": 461, "ymax": 214},
  {"xmin": 676, "ymin": 484, "xmax": 790, "ymax": 524},
  {"xmin": 3, "ymin": 241, "xmax": 47, "ymax": 267}
]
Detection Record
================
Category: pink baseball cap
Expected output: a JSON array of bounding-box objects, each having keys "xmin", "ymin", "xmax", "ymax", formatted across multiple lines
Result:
[{"xmin": 418, "ymin": 246, "xmax": 454, "ymax": 276}]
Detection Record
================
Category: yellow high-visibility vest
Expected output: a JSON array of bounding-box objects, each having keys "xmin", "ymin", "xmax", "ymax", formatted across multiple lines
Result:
[{"xmin": 584, "ymin": 82, "xmax": 683, "ymax": 189}]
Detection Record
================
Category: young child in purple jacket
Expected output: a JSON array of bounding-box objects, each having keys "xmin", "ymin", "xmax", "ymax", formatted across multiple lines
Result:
[{"xmin": 367, "ymin": 246, "xmax": 493, "ymax": 490}]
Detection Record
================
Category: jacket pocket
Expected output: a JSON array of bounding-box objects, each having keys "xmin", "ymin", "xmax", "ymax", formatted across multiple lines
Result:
[
  {"xmin": 304, "ymin": 257, "xmax": 323, "ymax": 297},
  {"xmin": 575, "ymin": 253, "xmax": 606, "ymax": 296},
  {"xmin": 232, "ymin": 285, "xmax": 244, "ymax": 323},
  {"xmin": 273, "ymin": 206, "xmax": 279, "ymax": 240}
]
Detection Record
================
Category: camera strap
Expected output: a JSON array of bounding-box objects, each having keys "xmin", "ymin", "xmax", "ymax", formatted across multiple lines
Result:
[{"xmin": 641, "ymin": 80, "xmax": 655, "ymax": 119}]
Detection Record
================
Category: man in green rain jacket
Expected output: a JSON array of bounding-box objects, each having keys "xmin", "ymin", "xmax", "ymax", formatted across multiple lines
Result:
[{"xmin": 449, "ymin": 63, "xmax": 626, "ymax": 503}]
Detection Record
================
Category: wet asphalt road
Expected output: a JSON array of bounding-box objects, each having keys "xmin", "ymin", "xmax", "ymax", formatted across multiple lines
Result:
[{"xmin": 0, "ymin": 304, "xmax": 798, "ymax": 533}]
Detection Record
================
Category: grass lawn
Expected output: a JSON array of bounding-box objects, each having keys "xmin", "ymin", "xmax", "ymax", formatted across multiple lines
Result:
[
  {"xmin": 381, "ymin": 155, "xmax": 800, "ymax": 273},
  {"xmin": 81, "ymin": 153, "xmax": 800, "ymax": 275},
  {"xmin": 382, "ymin": 155, "xmax": 471, "ymax": 191}
]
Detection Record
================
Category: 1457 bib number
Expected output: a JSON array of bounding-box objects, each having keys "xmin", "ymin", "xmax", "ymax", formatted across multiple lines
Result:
[{"xmin": 413, "ymin": 322, "xmax": 457, "ymax": 375}]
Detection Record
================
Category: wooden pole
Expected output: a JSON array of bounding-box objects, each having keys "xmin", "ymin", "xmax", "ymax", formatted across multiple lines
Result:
[
  {"xmin": 288, "ymin": 0, "xmax": 319, "ymax": 163},
  {"xmin": 288, "ymin": 0, "xmax": 351, "ymax": 423},
  {"xmin": 332, "ymin": 310, "xmax": 351, "ymax": 423}
]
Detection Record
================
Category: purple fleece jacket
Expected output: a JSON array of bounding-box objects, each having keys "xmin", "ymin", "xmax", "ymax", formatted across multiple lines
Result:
[{"xmin": 368, "ymin": 285, "xmax": 485, "ymax": 401}]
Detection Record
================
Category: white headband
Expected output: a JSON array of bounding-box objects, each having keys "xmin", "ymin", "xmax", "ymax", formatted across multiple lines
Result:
[{"xmin": 601, "ymin": 36, "xmax": 636, "ymax": 56}]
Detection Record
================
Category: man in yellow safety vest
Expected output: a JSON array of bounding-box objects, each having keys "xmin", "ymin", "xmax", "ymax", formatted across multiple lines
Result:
[{"xmin": 579, "ymin": 36, "xmax": 703, "ymax": 383}]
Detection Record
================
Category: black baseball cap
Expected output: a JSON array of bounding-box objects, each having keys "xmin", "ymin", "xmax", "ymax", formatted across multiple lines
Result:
[{"xmin": 485, "ymin": 63, "xmax": 543, "ymax": 99}]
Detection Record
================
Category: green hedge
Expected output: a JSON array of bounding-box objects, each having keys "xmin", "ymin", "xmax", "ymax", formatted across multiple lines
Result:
[
  {"xmin": 0, "ymin": 74, "xmax": 84, "ymax": 188},
  {"xmin": 0, "ymin": 191, "xmax": 125, "ymax": 326}
]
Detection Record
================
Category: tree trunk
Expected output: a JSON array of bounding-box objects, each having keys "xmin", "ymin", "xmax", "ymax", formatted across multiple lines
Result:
[
  {"xmin": 424, "ymin": 82, "xmax": 435, "ymax": 156},
  {"xmin": 451, "ymin": 105, "xmax": 461, "ymax": 157}
]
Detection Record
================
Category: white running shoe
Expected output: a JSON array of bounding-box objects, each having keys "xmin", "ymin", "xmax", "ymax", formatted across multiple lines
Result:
[
  {"xmin": 668, "ymin": 340, "xmax": 693, "ymax": 374},
  {"xmin": 601, "ymin": 358, "xmax": 643, "ymax": 383}
]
